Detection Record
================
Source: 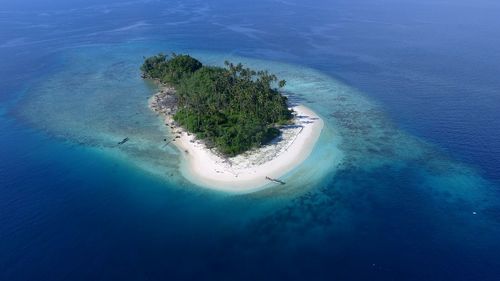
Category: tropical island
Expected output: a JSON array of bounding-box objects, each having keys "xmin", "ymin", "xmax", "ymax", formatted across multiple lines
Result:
[{"xmin": 143, "ymin": 53, "xmax": 324, "ymax": 192}]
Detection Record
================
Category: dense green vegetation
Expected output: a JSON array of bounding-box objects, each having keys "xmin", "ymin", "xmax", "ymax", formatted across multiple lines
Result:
[
  {"xmin": 142, "ymin": 53, "xmax": 293, "ymax": 156},
  {"xmin": 141, "ymin": 53, "xmax": 203, "ymax": 85}
]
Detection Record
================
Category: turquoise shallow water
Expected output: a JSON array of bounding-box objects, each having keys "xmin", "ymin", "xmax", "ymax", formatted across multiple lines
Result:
[
  {"xmin": 13, "ymin": 42, "xmax": 497, "ymax": 205},
  {"xmin": 14, "ymin": 43, "xmax": 345, "ymax": 194},
  {"xmin": 2, "ymin": 0, "xmax": 500, "ymax": 280}
]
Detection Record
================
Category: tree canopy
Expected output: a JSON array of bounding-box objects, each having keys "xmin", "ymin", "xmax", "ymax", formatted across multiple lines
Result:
[
  {"xmin": 141, "ymin": 53, "xmax": 202, "ymax": 85},
  {"xmin": 142, "ymin": 53, "xmax": 293, "ymax": 156}
]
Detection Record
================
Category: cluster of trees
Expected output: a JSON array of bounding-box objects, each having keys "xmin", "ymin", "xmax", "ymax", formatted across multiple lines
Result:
[
  {"xmin": 142, "ymin": 53, "xmax": 293, "ymax": 156},
  {"xmin": 141, "ymin": 53, "xmax": 203, "ymax": 85}
]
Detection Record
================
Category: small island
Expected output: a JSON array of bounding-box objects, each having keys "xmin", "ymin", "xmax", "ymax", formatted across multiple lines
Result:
[{"xmin": 143, "ymin": 53, "xmax": 324, "ymax": 192}]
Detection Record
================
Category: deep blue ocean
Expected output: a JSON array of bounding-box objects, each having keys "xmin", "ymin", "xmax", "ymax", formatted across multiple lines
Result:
[{"xmin": 1, "ymin": 0, "xmax": 500, "ymax": 280}]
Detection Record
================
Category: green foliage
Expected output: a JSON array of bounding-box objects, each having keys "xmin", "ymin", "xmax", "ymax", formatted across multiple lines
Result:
[
  {"xmin": 142, "ymin": 53, "xmax": 293, "ymax": 156},
  {"xmin": 141, "ymin": 53, "xmax": 202, "ymax": 86}
]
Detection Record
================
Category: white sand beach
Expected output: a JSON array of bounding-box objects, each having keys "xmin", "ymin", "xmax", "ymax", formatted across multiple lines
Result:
[{"xmin": 150, "ymin": 89, "xmax": 324, "ymax": 193}]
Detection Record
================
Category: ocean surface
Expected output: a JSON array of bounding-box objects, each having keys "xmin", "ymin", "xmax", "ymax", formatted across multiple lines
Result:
[{"xmin": 1, "ymin": 0, "xmax": 500, "ymax": 280}]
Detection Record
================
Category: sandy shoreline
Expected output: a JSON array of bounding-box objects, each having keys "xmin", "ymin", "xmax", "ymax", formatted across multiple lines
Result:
[{"xmin": 149, "ymin": 88, "xmax": 324, "ymax": 193}]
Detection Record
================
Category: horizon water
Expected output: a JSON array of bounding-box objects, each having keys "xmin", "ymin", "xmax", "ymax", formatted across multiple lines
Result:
[{"xmin": 1, "ymin": 0, "xmax": 500, "ymax": 280}]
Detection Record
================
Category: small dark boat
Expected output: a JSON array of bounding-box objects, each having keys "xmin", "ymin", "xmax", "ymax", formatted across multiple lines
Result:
[
  {"xmin": 265, "ymin": 176, "xmax": 285, "ymax": 185},
  {"xmin": 117, "ymin": 137, "xmax": 129, "ymax": 145}
]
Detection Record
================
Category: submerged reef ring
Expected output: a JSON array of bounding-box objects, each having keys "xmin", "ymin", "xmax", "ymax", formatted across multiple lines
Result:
[{"xmin": 14, "ymin": 44, "xmax": 347, "ymax": 194}]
